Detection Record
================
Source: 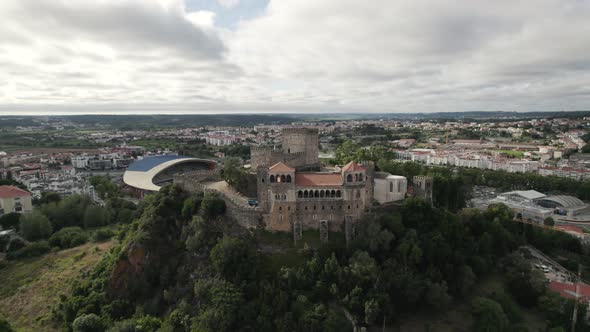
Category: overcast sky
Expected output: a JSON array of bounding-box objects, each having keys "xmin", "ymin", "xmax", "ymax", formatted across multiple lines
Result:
[{"xmin": 1, "ymin": 0, "xmax": 589, "ymax": 114}]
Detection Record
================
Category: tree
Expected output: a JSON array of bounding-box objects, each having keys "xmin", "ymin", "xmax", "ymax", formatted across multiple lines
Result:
[
  {"xmin": 502, "ymin": 253, "xmax": 546, "ymax": 306},
  {"xmin": 89, "ymin": 176, "xmax": 120, "ymax": 199},
  {"xmin": 221, "ymin": 158, "xmax": 244, "ymax": 188},
  {"xmin": 193, "ymin": 278, "xmax": 244, "ymax": 332},
  {"xmin": 210, "ymin": 236, "xmax": 256, "ymax": 282},
  {"xmin": 200, "ymin": 194, "xmax": 226, "ymax": 220},
  {"xmin": 38, "ymin": 192, "xmax": 61, "ymax": 205},
  {"xmin": 544, "ymin": 217, "xmax": 555, "ymax": 227},
  {"xmin": 0, "ymin": 212, "xmax": 21, "ymax": 231},
  {"xmin": 335, "ymin": 141, "xmax": 361, "ymax": 164},
  {"xmin": 83, "ymin": 205, "xmax": 108, "ymax": 228},
  {"xmin": 72, "ymin": 313, "xmax": 103, "ymax": 332},
  {"xmin": 471, "ymin": 297, "xmax": 509, "ymax": 332},
  {"xmin": 19, "ymin": 211, "xmax": 53, "ymax": 241}
]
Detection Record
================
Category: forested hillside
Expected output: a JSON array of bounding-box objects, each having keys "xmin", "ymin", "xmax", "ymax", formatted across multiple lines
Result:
[{"xmin": 42, "ymin": 185, "xmax": 589, "ymax": 332}]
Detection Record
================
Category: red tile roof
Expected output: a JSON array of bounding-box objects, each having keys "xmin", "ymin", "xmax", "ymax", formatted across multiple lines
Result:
[
  {"xmin": 555, "ymin": 225, "xmax": 585, "ymax": 234},
  {"xmin": 0, "ymin": 186, "xmax": 31, "ymax": 199},
  {"xmin": 269, "ymin": 162, "xmax": 295, "ymax": 173},
  {"xmin": 549, "ymin": 281, "xmax": 590, "ymax": 300},
  {"xmin": 342, "ymin": 161, "xmax": 365, "ymax": 172},
  {"xmin": 295, "ymin": 173, "xmax": 342, "ymax": 186}
]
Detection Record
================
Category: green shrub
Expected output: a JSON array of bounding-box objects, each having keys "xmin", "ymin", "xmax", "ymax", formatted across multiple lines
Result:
[
  {"xmin": 72, "ymin": 313, "xmax": 103, "ymax": 332},
  {"xmin": 108, "ymin": 319, "xmax": 135, "ymax": 332},
  {"xmin": 6, "ymin": 241, "xmax": 51, "ymax": 260},
  {"xmin": 92, "ymin": 229, "xmax": 115, "ymax": 242},
  {"xmin": 0, "ymin": 318, "xmax": 15, "ymax": 332},
  {"xmin": 49, "ymin": 227, "xmax": 89, "ymax": 249},
  {"xmin": 6, "ymin": 237, "xmax": 26, "ymax": 252},
  {"xmin": 19, "ymin": 211, "xmax": 53, "ymax": 241}
]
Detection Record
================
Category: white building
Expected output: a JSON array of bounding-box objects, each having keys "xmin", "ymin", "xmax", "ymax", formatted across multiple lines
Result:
[
  {"xmin": 71, "ymin": 156, "xmax": 89, "ymax": 169},
  {"xmin": 373, "ymin": 173, "xmax": 407, "ymax": 203}
]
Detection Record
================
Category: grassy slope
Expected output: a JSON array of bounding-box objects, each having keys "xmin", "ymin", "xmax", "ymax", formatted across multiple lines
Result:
[{"xmin": 0, "ymin": 241, "xmax": 114, "ymax": 332}]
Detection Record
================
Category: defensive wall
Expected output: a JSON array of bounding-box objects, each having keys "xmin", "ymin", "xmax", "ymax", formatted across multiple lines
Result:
[{"xmin": 174, "ymin": 171, "xmax": 263, "ymax": 229}]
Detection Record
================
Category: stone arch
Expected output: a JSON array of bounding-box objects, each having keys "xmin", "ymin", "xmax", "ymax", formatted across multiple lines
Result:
[
  {"xmin": 304, "ymin": 190, "xmax": 309, "ymax": 198},
  {"xmin": 286, "ymin": 174, "xmax": 292, "ymax": 183},
  {"xmin": 298, "ymin": 190, "xmax": 303, "ymax": 198},
  {"xmin": 314, "ymin": 190, "xmax": 320, "ymax": 198},
  {"xmin": 270, "ymin": 175, "xmax": 275, "ymax": 183},
  {"xmin": 336, "ymin": 190, "xmax": 341, "ymax": 197},
  {"xmin": 320, "ymin": 190, "xmax": 325, "ymax": 198},
  {"xmin": 280, "ymin": 174, "xmax": 286, "ymax": 183},
  {"xmin": 347, "ymin": 174, "xmax": 353, "ymax": 182}
]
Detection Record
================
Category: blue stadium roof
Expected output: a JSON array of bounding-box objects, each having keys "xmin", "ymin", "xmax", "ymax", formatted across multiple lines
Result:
[{"xmin": 127, "ymin": 155, "xmax": 189, "ymax": 172}]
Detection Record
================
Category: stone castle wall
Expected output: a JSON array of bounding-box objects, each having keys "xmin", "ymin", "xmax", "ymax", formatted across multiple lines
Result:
[
  {"xmin": 174, "ymin": 172, "xmax": 263, "ymax": 229},
  {"xmin": 251, "ymin": 147, "xmax": 308, "ymax": 169}
]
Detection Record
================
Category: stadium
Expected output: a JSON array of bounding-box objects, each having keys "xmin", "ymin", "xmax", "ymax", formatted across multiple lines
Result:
[{"xmin": 123, "ymin": 155, "xmax": 216, "ymax": 196}]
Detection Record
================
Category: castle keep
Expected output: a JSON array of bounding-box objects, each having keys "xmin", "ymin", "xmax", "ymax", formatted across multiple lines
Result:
[{"xmin": 250, "ymin": 128, "xmax": 320, "ymax": 170}]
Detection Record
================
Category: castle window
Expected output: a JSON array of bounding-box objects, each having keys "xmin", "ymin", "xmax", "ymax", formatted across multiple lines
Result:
[
  {"xmin": 280, "ymin": 215, "xmax": 283, "ymax": 221},
  {"xmin": 313, "ymin": 205, "xmax": 316, "ymax": 210},
  {"xmin": 320, "ymin": 190, "xmax": 325, "ymax": 198},
  {"xmin": 262, "ymin": 178, "xmax": 265, "ymax": 183},
  {"xmin": 330, "ymin": 190, "xmax": 335, "ymax": 198},
  {"xmin": 282, "ymin": 194, "xmax": 287, "ymax": 200},
  {"xmin": 298, "ymin": 191, "xmax": 303, "ymax": 198},
  {"xmin": 305, "ymin": 206, "xmax": 308, "ymax": 210},
  {"xmin": 304, "ymin": 190, "xmax": 309, "ymax": 198},
  {"xmin": 347, "ymin": 174, "xmax": 353, "ymax": 182},
  {"xmin": 270, "ymin": 175, "xmax": 275, "ymax": 183},
  {"xmin": 280, "ymin": 175, "xmax": 286, "ymax": 183},
  {"xmin": 314, "ymin": 190, "xmax": 319, "ymax": 198},
  {"xmin": 288, "ymin": 148, "xmax": 290, "ymax": 153},
  {"xmin": 279, "ymin": 206, "xmax": 282, "ymax": 211},
  {"xmin": 322, "ymin": 206, "xmax": 325, "ymax": 210},
  {"xmin": 355, "ymin": 174, "xmax": 359, "ymax": 181},
  {"xmin": 288, "ymin": 206, "xmax": 291, "ymax": 211},
  {"xmin": 348, "ymin": 205, "xmax": 351, "ymax": 210},
  {"xmin": 286, "ymin": 175, "xmax": 292, "ymax": 183},
  {"xmin": 336, "ymin": 190, "xmax": 341, "ymax": 198}
]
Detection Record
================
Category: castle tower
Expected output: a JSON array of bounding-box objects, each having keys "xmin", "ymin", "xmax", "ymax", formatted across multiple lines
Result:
[
  {"xmin": 413, "ymin": 175, "xmax": 433, "ymax": 204},
  {"xmin": 281, "ymin": 128, "xmax": 319, "ymax": 166},
  {"xmin": 265, "ymin": 162, "xmax": 296, "ymax": 232}
]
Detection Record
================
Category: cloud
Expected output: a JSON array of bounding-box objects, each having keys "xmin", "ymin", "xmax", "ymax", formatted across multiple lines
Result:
[
  {"xmin": 217, "ymin": 0, "xmax": 241, "ymax": 9},
  {"xmin": 0, "ymin": 0, "xmax": 589, "ymax": 113}
]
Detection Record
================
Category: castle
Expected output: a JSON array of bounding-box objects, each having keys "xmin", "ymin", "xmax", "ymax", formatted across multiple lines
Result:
[
  {"xmin": 250, "ymin": 128, "xmax": 320, "ymax": 170},
  {"xmin": 253, "ymin": 128, "xmax": 409, "ymax": 238}
]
